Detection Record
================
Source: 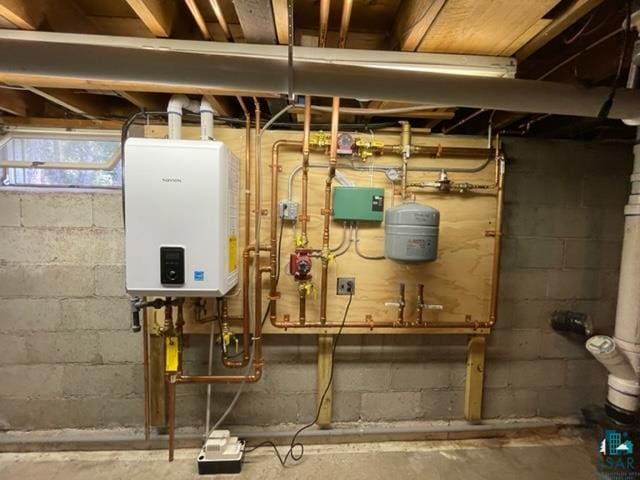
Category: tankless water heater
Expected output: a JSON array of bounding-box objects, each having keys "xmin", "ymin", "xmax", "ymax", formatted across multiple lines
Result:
[{"xmin": 124, "ymin": 138, "xmax": 239, "ymax": 296}]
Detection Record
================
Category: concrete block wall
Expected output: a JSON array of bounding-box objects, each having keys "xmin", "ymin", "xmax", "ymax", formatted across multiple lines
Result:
[{"xmin": 0, "ymin": 137, "xmax": 632, "ymax": 430}]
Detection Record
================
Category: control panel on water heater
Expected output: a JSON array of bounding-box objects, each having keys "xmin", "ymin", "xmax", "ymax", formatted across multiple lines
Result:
[{"xmin": 160, "ymin": 246, "xmax": 185, "ymax": 285}]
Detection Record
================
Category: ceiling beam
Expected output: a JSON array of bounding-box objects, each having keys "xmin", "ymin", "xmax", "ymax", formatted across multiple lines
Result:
[
  {"xmin": 0, "ymin": 0, "xmax": 42, "ymax": 30},
  {"xmin": 3, "ymin": 31, "xmax": 640, "ymax": 120},
  {"xmin": 125, "ymin": 0, "xmax": 177, "ymax": 38},
  {"xmin": 392, "ymin": 0, "xmax": 446, "ymax": 51},
  {"xmin": 516, "ymin": 0, "xmax": 606, "ymax": 60},
  {"xmin": 233, "ymin": 0, "xmax": 277, "ymax": 44}
]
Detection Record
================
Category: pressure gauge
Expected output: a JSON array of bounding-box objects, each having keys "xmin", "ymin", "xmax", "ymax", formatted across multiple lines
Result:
[
  {"xmin": 386, "ymin": 168, "xmax": 400, "ymax": 182},
  {"xmin": 337, "ymin": 133, "xmax": 354, "ymax": 155}
]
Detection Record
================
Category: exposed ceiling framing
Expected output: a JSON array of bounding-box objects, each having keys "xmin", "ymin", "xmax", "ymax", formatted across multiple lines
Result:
[{"xmin": 0, "ymin": 0, "xmax": 631, "ymax": 140}]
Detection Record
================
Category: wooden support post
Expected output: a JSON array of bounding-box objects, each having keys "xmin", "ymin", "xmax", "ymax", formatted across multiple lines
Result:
[
  {"xmin": 464, "ymin": 335, "xmax": 486, "ymax": 423},
  {"xmin": 317, "ymin": 334, "xmax": 333, "ymax": 428}
]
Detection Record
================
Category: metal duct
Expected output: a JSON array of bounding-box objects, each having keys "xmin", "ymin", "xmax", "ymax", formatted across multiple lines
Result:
[{"xmin": 0, "ymin": 30, "xmax": 638, "ymax": 120}]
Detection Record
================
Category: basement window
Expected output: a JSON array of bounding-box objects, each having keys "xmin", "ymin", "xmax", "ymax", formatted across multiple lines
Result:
[{"xmin": 0, "ymin": 131, "xmax": 121, "ymax": 188}]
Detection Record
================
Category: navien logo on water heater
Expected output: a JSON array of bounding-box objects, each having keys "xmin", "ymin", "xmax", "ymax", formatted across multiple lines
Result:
[{"xmin": 161, "ymin": 177, "xmax": 182, "ymax": 183}]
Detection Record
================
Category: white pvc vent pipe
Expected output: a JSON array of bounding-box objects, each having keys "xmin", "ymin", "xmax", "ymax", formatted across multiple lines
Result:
[
  {"xmin": 587, "ymin": 128, "xmax": 640, "ymax": 418},
  {"xmin": 167, "ymin": 94, "xmax": 200, "ymax": 140}
]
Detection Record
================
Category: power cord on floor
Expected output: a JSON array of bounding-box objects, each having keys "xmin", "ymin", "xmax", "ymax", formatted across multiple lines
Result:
[{"xmin": 243, "ymin": 293, "xmax": 354, "ymax": 466}]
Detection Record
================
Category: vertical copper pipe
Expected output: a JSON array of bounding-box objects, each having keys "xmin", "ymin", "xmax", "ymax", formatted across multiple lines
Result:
[
  {"xmin": 270, "ymin": 140, "xmax": 303, "ymax": 325},
  {"xmin": 142, "ymin": 303, "xmax": 150, "ymax": 442},
  {"xmin": 416, "ymin": 284, "xmax": 424, "ymax": 324},
  {"xmin": 338, "ymin": 0, "xmax": 353, "ymax": 48},
  {"xmin": 254, "ymin": 99, "xmax": 263, "ymax": 372},
  {"xmin": 489, "ymin": 150, "xmax": 505, "ymax": 326},
  {"xmin": 400, "ymin": 121, "xmax": 411, "ymax": 200},
  {"xmin": 319, "ymin": 96, "xmax": 340, "ymax": 324},
  {"xmin": 301, "ymin": 96, "xmax": 312, "ymax": 246},
  {"xmin": 208, "ymin": 0, "xmax": 233, "ymax": 41},
  {"xmin": 318, "ymin": 0, "xmax": 330, "ymax": 48},
  {"xmin": 167, "ymin": 377, "xmax": 176, "ymax": 462},
  {"xmin": 398, "ymin": 283, "xmax": 406, "ymax": 324},
  {"xmin": 319, "ymin": 0, "xmax": 352, "ymax": 324},
  {"xmin": 299, "ymin": 291, "xmax": 306, "ymax": 325}
]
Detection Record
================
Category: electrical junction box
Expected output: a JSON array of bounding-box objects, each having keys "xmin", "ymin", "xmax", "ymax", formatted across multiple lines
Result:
[
  {"xmin": 332, "ymin": 186, "xmax": 385, "ymax": 222},
  {"xmin": 124, "ymin": 138, "xmax": 239, "ymax": 297}
]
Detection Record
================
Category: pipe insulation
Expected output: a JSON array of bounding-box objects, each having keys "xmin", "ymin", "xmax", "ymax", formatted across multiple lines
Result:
[{"xmin": 0, "ymin": 30, "xmax": 640, "ymax": 120}]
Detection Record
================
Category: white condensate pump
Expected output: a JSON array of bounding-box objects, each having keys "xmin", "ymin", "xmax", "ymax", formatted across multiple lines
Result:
[{"xmin": 124, "ymin": 137, "xmax": 239, "ymax": 296}]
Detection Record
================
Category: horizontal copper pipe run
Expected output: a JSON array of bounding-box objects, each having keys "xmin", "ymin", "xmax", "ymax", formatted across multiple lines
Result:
[
  {"xmin": 269, "ymin": 318, "xmax": 491, "ymax": 330},
  {"xmin": 175, "ymin": 370, "xmax": 262, "ymax": 384},
  {"xmin": 381, "ymin": 145, "xmax": 495, "ymax": 159}
]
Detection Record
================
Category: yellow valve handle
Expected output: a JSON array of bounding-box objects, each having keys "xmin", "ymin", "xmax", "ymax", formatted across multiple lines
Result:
[
  {"xmin": 295, "ymin": 234, "xmax": 304, "ymax": 247},
  {"xmin": 165, "ymin": 336, "xmax": 179, "ymax": 373},
  {"xmin": 222, "ymin": 329, "xmax": 232, "ymax": 347}
]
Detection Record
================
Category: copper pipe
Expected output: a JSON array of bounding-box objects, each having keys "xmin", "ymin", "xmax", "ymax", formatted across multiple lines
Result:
[
  {"xmin": 167, "ymin": 377, "xmax": 176, "ymax": 461},
  {"xmin": 163, "ymin": 298, "xmax": 173, "ymax": 335},
  {"xmin": 142, "ymin": 302, "xmax": 150, "ymax": 442},
  {"xmin": 270, "ymin": 318, "xmax": 491, "ymax": 330},
  {"xmin": 489, "ymin": 149, "xmax": 505, "ymax": 326},
  {"xmin": 301, "ymin": 96, "xmax": 312, "ymax": 246},
  {"xmin": 400, "ymin": 121, "xmax": 411, "ymax": 199},
  {"xmin": 299, "ymin": 291, "xmax": 306, "ymax": 325},
  {"xmin": 416, "ymin": 284, "xmax": 424, "ymax": 324},
  {"xmin": 208, "ymin": 0, "xmax": 233, "ymax": 41},
  {"xmin": 397, "ymin": 283, "xmax": 406, "ymax": 324},
  {"xmin": 381, "ymin": 145, "xmax": 495, "ymax": 158},
  {"xmin": 319, "ymin": 96, "xmax": 340, "ymax": 324},
  {"xmin": 318, "ymin": 0, "xmax": 330, "ymax": 48},
  {"xmin": 338, "ymin": 0, "xmax": 353, "ymax": 48},
  {"xmin": 184, "ymin": 0, "xmax": 212, "ymax": 40},
  {"xmin": 318, "ymin": 0, "xmax": 352, "ymax": 324},
  {"xmin": 270, "ymin": 140, "xmax": 303, "ymax": 327}
]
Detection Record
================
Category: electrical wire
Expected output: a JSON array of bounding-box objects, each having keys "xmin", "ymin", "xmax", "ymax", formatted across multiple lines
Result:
[
  {"xmin": 244, "ymin": 293, "xmax": 354, "ymax": 466},
  {"xmin": 598, "ymin": 0, "xmax": 633, "ymax": 118}
]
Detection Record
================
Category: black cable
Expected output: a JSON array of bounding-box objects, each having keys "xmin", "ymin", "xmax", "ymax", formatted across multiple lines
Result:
[
  {"xmin": 598, "ymin": 0, "xmax": 633, "ymax": 118},
  {"xmin": 244, "ymin": 293, "xmax": 354, "ymax": 466}
]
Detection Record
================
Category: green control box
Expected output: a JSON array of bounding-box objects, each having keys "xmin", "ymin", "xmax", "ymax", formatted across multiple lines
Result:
[{"xmin": 332, "ymin": 186, "xmax": 385, "ymax": 222}]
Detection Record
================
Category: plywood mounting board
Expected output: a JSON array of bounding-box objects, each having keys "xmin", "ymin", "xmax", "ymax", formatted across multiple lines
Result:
[
  {"xmin": 145, "ymin": 126, "xmax": 499, "ymax": 335},
  {"xmin": 418, "ymin": 0, "xmax": 560, "ymax": 55}
]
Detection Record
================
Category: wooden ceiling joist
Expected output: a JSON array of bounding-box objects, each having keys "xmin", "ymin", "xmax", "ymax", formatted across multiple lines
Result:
[
  {"xmin": 271, "ymin": 0, "xmax": 288, "ymax": 44},
  {"xmin": 203, "ymin": 94, "xmax": 235, "ymax": 117},
  {"xmin": 184, "ymin": 0, "xmax": 211, "ymax": 40},
  {"xmin": 233, "ymin": 0, "xmax": 278, "ymax": 44},
  {"xmin": 125, "ymin": 0, "xmax": 177, "ymax": 38},
  {"xmin": 392, "ymin": 0, "xmax": 446, "ymax": 51},
  {"xmin": 516, "ymin": 0, "xmax": 606, "ymax": 60},
  {"xmin": 0, "ymin": 116, "xmax": 123, "ymax": 130},
  {"xmin": 0, "ymin": 0, "xmax": 42, "ymax": 30},
  {"xmin": 0, "ymin": 89, "xmax": 33, "ymax": 116},
  {"xmin": 25, "ymin": 87, "xmax": 106, "ymax": 119}
]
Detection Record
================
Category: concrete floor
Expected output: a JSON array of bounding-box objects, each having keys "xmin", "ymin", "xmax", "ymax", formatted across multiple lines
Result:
[{"xmin": 0, "ymin": 434, "xmax": 598, "ymax": 479}]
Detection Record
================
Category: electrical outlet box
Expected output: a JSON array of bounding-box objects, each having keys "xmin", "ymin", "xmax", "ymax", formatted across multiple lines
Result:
[
  {"xmin": 337, "ymin": 277, "xmax": 355, "ymax": 295},
  {"xmin": 278, "ymin": 200, "xmax": 299, "ymax": 221},
  {"xmin": 332, "ymin": 186, "xmax": 384, "ymax": 222}
]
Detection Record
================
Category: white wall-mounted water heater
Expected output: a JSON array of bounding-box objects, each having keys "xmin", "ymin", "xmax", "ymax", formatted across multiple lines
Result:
[{"xmin": 124, "ymin": 138, "xmax": 239, "ymax": 297}]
